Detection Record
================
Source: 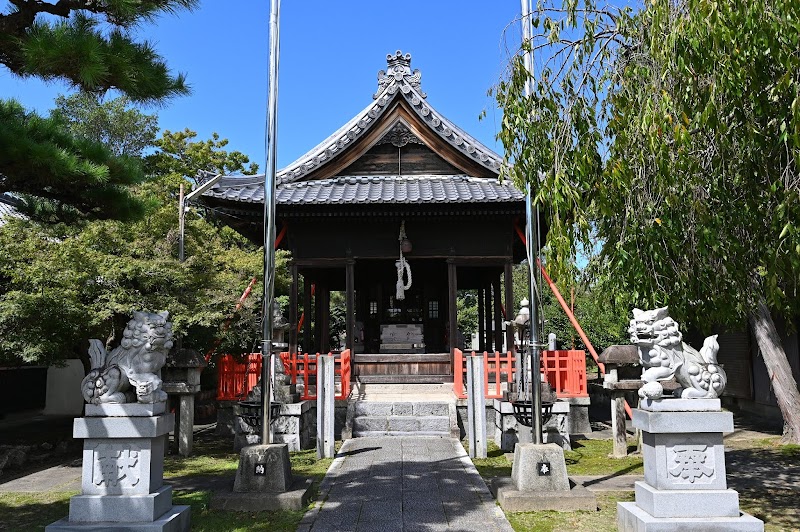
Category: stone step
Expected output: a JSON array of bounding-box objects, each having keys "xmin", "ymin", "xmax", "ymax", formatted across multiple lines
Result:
[
  {"xmin": 353, "ymin": 415, "xmax": 451, "ymax": 434},
  {"xmin": 352, "ymin": 431, "xmax": 450, "ymax": 438},
  {"xmin": 354, "ymin": 401, "xmax": 450, "ymax": 417}
]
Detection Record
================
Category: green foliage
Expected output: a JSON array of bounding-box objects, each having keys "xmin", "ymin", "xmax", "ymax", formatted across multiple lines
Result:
[
  {"xmin": 51, "ymin": 93, "xmax": 159, "ymax": 157},
  {"xmin": 0, "ymin": 99, "xmax": 146, "ymax": 222},
  {"xmin": 1, "ymin": 1, "xmax": 195, "ymax": 101},
  {"xmin": 495, "ymin": 0, "xmax": 800, "ymax": 330},
  {"xmin": 0, "ymin": 0, "xmax": 196, "ymax": 222},
  {"xmin": 0, "ymin": 129, "xmax": 281, "ymax": 365},
  {"xmin": 145, "ymin": 129, "xmax": 259, "ymax": 183},
  {"xmin": 457, "ymin": 290, "xmax": 479, "ymax": 338}
]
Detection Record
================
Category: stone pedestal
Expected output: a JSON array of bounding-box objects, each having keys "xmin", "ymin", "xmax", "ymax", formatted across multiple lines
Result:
[
  {"xmin": 617, "ymin": 398, "xmax": 763, "ymax": 531},
  {"xmin": 46, "ymin": 403, "xmax": 190, "ymax": 531},
  {"xmin": 234, "ymin": 401, "xmax": 314, "ymax": 452},
  {"xmin": 211, "ymin": 444, "xmax": 312, "ymax": 511},
  {"xmin": 491, "ymin": 443, "xmax": 596, "ymax": 512},
  {"xmin": 493, "ymin": 399, "xmax": 571, "ymax": 451}
]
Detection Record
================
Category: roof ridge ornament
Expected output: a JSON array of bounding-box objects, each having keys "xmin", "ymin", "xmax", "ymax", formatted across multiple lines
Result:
[{"xmin": 374, "ymin": 50, "xmax": 426, "ymax": 100}]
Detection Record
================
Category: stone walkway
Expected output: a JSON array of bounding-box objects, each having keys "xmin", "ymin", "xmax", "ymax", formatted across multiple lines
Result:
[{"xmin": 298, "ymin": 437, "xmax": 514, "ymax": 532}]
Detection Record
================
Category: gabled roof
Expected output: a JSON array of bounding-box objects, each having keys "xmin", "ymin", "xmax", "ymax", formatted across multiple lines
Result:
[
  {"xmin": 205, "ymin": 174, "xmax": 524, "ymax": 206},
  {"xmin": 202, "ymin": 51, "xmax": 518, "ymax": 212},
  {"xmin": 277, "ymin": 51, "xmax": 503, "ymax": 184}
]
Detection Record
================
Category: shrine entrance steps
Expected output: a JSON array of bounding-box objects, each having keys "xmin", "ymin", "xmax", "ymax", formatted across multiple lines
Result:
[{"xmin": 343, "ymin": 383, "xmax": 460, "ymax": 439}]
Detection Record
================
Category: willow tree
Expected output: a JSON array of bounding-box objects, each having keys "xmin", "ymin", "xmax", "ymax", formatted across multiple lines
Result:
[
  {"xmin": 496, "ymin": 0, "xmax": 800, "ymax": 441},
  {"xmin": 0, "ymin": 0, "xmax": 196, "ymax": 222}
]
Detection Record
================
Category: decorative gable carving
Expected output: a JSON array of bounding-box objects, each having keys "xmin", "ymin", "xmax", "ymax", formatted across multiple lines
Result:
[{"xmin": 376, "ymin": 121, "xmax": 424, "ymax": 148}]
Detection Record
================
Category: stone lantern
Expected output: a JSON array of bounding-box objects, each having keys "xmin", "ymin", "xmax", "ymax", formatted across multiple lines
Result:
[{"xmin": 162, "ymin": 348, "xmax": 207, "ymax": 457}]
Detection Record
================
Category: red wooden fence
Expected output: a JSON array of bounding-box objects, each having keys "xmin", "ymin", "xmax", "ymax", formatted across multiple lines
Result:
[
  {"xmin": 453, "ymin": 348, "xmax": 588, "ymax": 399},
  {"xmin": 216, "ymin": 349, "xmax": 352, "ymax": 401}
]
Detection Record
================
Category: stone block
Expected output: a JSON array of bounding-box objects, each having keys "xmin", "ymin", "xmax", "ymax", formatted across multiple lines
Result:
[
  {"xmin": 510, "ymin": 443, "xmax": 570, "ymax": 492},
  {"xmin": 233, "ymin": 444, "xmax": 293, "ymax": 493},
  {"xmin": 417, "ymin": 417, "xmax": 450, "ymax": 433},
  {"xmin": 387, "ymin": 417, "xmax": 419, "ymax": 432},
  {"xmin": 80, "ymin": 436, "xmax": 165, "ymax": 496},
  {"xmin": 272, "ymin": 415, "xmax": 299, "ymax": 434},
  {"xmin": 46, "ymin": 505, "xmax": 190, "ymax": 532},
  {"xmin": 632, "ymin": 409, "xmax": 733, "ymax": 434},
  {"xmin": 492, "ymin": 477, "xmax": 596, "ymax": 512},
  {"xmin": 641, "ymin": 398, "xmax": 721, "ymax": 412},
  {"xmin": 355, "ymin": 402, "xmax": 392, "ymax": 416},
  {"xmin": 642, "ymin": 431, "xmax": 728, "ymax": 491},
  {"xmin": 413, "ymin": 402, "xmax": 449, "ymax": 416},
  {"xmin": 68, "ymin": 486, "xmax": 173, "ymax": 522},
  {"xmin": 85, "ymin": 402, "xmax": 167, "ymax": 418},
  {"xmin": 354, "ymin": 417, "xmax": 389, "ymax": 432},
  {"xmin": 74, "ymin": 414, "xmax": 174, "ymax": 439},
  {"xmin": 634, "ymin": 481, "xmax": 740, "ymax": 518},
  {"xmin": 392, "ymin": 403, "xmax": 413, "ymax": 416},
  {"xmin": 618, "ymin": 502, "xmax": 764, "ymax": 531},
  {"xmin": 212, "ymin": 478, "xmax": 313, "ymax": 512}
]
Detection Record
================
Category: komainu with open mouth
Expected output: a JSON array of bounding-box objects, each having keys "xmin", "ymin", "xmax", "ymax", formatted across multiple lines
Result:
[{"xmin": 629, "ymin": 307, "xmax": 727, "ymax": 400}]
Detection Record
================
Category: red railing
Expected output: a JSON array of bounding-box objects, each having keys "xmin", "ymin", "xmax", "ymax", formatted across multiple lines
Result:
[
  {"xmin": 216, "ymin": 353, "xmax": 263, "ymax": 401},
  {"xmin": 453, "ymin": 349, "xmax": 516, "ymax": 399},
  {"xmin": 279, "ymin": 350, "xmax": 351, "ymax": 401},
  {"xmin": 217, "ymin": 350, "xmax": 352, "ymax": 401},
  {"xmin": 453, "ymin": 348, "xmax": 588, "ymax": 399},
  {"xmin": 541, "ymin": 350, "xmax": 588, "ymax": 398}
]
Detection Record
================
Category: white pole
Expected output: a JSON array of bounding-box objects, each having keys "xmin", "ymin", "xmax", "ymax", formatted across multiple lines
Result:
[
  {"xmin": 261, "ymin": 0, "xmax": 281, "ymax": 445},
  {"xmin": 520, "ymin": 0, "xmax": 543, "ymax": 445}
]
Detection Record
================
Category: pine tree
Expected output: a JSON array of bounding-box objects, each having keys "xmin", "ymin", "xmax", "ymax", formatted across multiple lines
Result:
[{"xmin": 0, "ymin": 1, "xmax": 197, "ymax": 222}]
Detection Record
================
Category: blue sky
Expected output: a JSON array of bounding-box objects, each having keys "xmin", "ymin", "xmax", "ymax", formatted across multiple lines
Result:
[{"xmin": 0, "ymin": 2, "xmax": 528, "ymax": 170}]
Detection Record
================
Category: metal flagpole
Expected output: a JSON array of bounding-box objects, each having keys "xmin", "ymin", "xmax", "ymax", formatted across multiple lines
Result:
[
  {"xmin": 261, "ymin": 0, "xmax": 281, "ymax": 445},
  {"xmin": 520, "ymin": 0, "xmax": 543, "ymax": 444}
]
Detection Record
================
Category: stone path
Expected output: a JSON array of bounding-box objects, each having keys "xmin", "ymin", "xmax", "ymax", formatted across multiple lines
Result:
[{"xmin": 298, "ymin": 437, "xmax": 513, "ymax": 532}]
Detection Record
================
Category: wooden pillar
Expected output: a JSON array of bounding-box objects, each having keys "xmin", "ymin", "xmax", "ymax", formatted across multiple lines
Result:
[
  {"xmin": 612, "ymin": 391, "xmax": 628, "ymax": 458},
  {"xmin": 345, "ymin": 260, "xmax": 355, "ymax": 353},
  {"xmin": 504, "ymin": 260, "xmax": 514, "ymax": 354},
  {"xmin": 493, "ymin": 274, "xmax": 503, "ymax": 352},
  {"xmin": 303, "ymin": 275, "xmax": 312, "ymax": 353},
  {"xmin": 289, "ymin": 263, "xmax": 298, "ymax": 354},
  {"xmin": 447, "ymin": 260, "xmax": 458, "ymax": 364},
  {"xmin": 314, "ymin": 281, "xmax": 323, "ymax": 353},
  {"xmin": 320, "ymin": 286, "xmax": 330, "ymax": 353},
  {"xmin": 483, "ymin": 279, "xmax": 493, "ymax": 352},
  {"xmin": 477, "ymin": 287, "xmax": 485, "ymax": 352}
]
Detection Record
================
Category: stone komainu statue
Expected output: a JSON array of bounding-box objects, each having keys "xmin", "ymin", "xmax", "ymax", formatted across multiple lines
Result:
[
  {"xmin": 629, "ymin": 307, "xmax": 727, "ymax": 400},
  {"xmin": 81, "ymin": 311, "xmax": 174, "ymax": 404}
]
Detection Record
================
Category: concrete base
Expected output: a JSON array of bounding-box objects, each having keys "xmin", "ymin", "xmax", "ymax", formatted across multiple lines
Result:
[
  {"xmin": 69, "ymin": 486, "xmax": 173, "ymax": 522},
  {"xmin": 491, "ymin": 477, "xmax": 597, "ymax": 512},
  {"xmin": 46, "ymin": 505, "xmax": 190, "ymax": 532},
  {"xmin": 634, "ymin": 481, "xmax": 739, "ymax": 518},
  {"xmin": 211, "ymin": 477, "xmax": 313, "ymax": 511},
  {"xmin": 618, "ymin": 502, "xmax": 764, "ymax": 531}
]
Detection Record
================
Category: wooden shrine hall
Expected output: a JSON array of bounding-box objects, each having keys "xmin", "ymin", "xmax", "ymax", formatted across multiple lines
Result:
[{"xmin": 201, "ymin": 51, "xmax": 528, "ymax": 384}]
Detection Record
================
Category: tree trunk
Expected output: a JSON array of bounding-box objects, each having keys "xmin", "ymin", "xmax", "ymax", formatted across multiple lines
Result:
[{"xmin": 748, "ymin": 296, "xmax": 800, "ymax": 444}]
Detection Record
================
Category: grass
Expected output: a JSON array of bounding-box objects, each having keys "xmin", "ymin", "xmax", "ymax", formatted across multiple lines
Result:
[
  {"xmin": 506, "ymin": 492, "xmax": 634, "ymax": 532},
  {"xmin": 471, "ymin": 438, "xmax": 643, "ymax": 479},
  {"xmin": 0, "ymin": 434, "xmax": 338, "ymax": 532}
]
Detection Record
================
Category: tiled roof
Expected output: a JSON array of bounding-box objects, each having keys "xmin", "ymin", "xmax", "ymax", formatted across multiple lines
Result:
[
  {"xmin": 204, "ymin": 175, "xmax": 524, "ymax": 206},
  {"xmin": 0, "ymin": 194, "xmax": 24, "ymax": 226},
  {"xmin": 275, "ymin": 52, "xmax": 503, "ymax": 184}
]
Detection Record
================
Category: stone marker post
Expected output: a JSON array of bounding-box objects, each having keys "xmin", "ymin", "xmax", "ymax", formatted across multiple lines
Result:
[
  {"xmin": 466, "ymin": 353, "xmax": 487, "ymax": 459},
  {"xmin": 317, "ymin": 354, "xmax": 335, "ymax": 459}
]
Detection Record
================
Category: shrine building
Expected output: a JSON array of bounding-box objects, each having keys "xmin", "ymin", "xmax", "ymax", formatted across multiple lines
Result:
[{"xmin": 201, "ymin": 51, "xmax": 528, "ymax": 385}]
